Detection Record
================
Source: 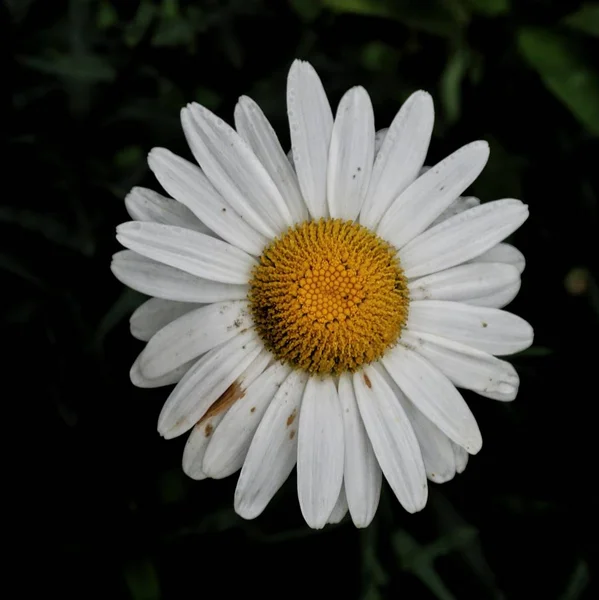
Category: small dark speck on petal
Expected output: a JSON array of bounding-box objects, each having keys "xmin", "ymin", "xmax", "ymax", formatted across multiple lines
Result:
[
  {"xmin": 482, "ymin": 321, "xmax": 488, "ymax": 328},
  {"xmin": 363, "ymin": 373, "xmax": 372, "ymax": 388}
]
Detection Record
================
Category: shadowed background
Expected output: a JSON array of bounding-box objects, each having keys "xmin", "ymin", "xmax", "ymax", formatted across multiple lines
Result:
[{"xmin": 6, "ymin": 0, "xmax": 598, "ymax": 598}]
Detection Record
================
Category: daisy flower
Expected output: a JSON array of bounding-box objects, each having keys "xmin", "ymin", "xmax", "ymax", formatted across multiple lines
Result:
[{"xmin": 112, "ymin": 60, "xmax": 533, "ymax": 529}]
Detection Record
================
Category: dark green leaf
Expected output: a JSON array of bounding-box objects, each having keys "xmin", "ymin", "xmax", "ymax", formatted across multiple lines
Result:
[
  {"xmin": 518, "ymin": 28, "xmax": 599, "ymax": 135},
  {"xmin": 466, "ymin": 0, "xmax": 509, "ymax": 16},
  {"xmin": 563, "ymin": 3, "xmax": 599, "ymax": 37},
  {"xmin": 19, "ymin": 53, "xmax": 116, "ymax": 83},
  {"xmin": 440, "ymin": 47, "xmax": 470, "ymax": 124},
  {"xmin": 123, "ymin": 558, "xmax": 161, "ymax": 600},
  {"xmin": 290, "ymin": 0, "xmax": 323, "ymax": 21}
]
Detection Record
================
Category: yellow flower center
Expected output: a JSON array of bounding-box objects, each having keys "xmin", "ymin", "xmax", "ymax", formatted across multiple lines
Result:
[{"xmin": 249, "ymin": 219, "xmax": 409, "ymax": 375}]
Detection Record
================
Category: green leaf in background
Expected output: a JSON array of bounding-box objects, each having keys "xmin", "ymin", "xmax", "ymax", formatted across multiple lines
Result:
[
  {"xmin": 125, "ymin": 0, "xmax": 157, "ymax": 47},
  {"xmin": 20, "ymin": 53, "xmax": 116, "ymax": 83},
  {"xmin": 97, "ymin": 0, "xmax": 118, "ymax": 30},
  {"xmin": 322, "ymin": 0, "xmax": 465, "ymax": 36},
  {"xmin": 440, "ymin": 46, "xmax": 470, "ymax": 124},
  {"xmin": 123, "ymin": 558, "xmax": 161, "ymax": 600},
  {"xmin": 466, "ymin": 0, "xmax": 509, "ymax": 16},
  {"xmin": 559, "ymin": 559, "xmax": 590, "ymax": 600},
  {"xmin": 290, "ymin": 0, "xmax": 323, "ymax": 21},
  {"xmin": 517, "ymin": 28, "xmax": 599, "ymax": 135},
  {"xmin": 360, "ymin": 41, "xmax": 400, "ymax": 72},
  {"xmin": 94, "ymin": 289, "xmax": 144, "ymax": 347},
  {"xmin": 563, "ymin": 3, "xmax": 599, "ymax": 37}
]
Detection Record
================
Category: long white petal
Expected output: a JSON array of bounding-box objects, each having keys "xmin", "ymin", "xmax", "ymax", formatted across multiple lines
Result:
[
  {"xmin": 378, "ymin": 141, "xmax": 490, "ymax": 249},
  {"xmin": 125, "ymin": 186, "xmax": 211, "ymax": 234},
  {"xmin": 234, "ymin": 369, "xmax": 309, "ymax": 519},
  {"xmin": 327, "ymin": 86, "xmax": 374, "ymax": 220},
  {"xmin": 429, "ymin": 196, "xmax": 480, "ymax": 228},
  {"xmin": 382, "ymin": 344, "xmax": 482, "ymax": 454},
  {"xmin": 297, "ymin": 377, "xmax": 345, "ymax": 529},
  {"xmin": 407, "ymin": 300, "xmax": 534, "ymax": 355},
  {"xmin": 408, "ymin": 263, "xmax": 520, "ymax": 305},
  {"xmin": 130, "ymin": 298, "xmax": 200, "ymax": 342},
  {"xmin": 468, "ymin": 280, "xmax": 521, "ymax": 308},
  {"xmin": 111, "ymin": 251, "xmax": 248, "ymax": 303},
  {"xmin": 202, "ymin": 361, "xmax": 292, "ymax": 479},
  {"xmin": 116, "ymin": 222, "xmax": 257, "ymax": 285},
  {"xmin": 157, "ymin": 330, "xmax": 262, "ymax": 439},
  {"xmin": 130, "ymin": 353, "xmax": 196, "ymax": 388},
  {"xmin": 234, "ymin": 95, "xmax": 308, "ymax": 224},
  {"xmin": 182, "ymin": 351, "xmax": 271, "ymax": 480},
  {"xmin": 360, "ymin": 92, "xmax": 434, "ymax": 229},
  {"xmin": 452, "ymin": 442, "xmax": 469, "ymax": 473},
  {"xmin": 148, "ymin": 148, "xmax": 267, "ymax": 256},
  {"xmin": 470, "ymin": 243, "xmax": 525, "ymax": 274},
  {"xmin": 373, "ymin": 128, "xmax": 388, "ymax": 156},
  {"xmin": 338, "ymin": 373, "xmax": 381, "ymax": 528},
  {"xmin": 400, "ymin": 330, "xmax": 519, "ymax": 401},
  {"xmin": 327, "ymin": 486, "xmax": 349, "ymax": 524},
  {"xmin": 138, "ymin": 300, "xmax": 252, "ymax": 378},
  {"xmin": 376, "ymin": 364, "xmax": 456, "ymax": 483},
  {"xmin": 183, "ymin": 104, "xmax": 293, "ymax": 237},
  {"xmin": 401, "ymin": 199, "xmax": 529, "ymax": 279},
  {"xmin": 353, "ymin": 365, "xmax": 427, "ymax": 513},
  {"xmin": 287, "ymin": 60, "xmax": 334, "ymax": 219}
]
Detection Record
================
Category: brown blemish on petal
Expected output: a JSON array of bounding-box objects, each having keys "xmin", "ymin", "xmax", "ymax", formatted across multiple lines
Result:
[
  {"xmin": 200, "ymin": 380, "xmax": 246, "ymax": 423},
  {"xmin": 204, "ymin": 423, "xmax": 214, "ymax": 437},
  {"xmin": 363, "ymin": 373, "xmax": 372, "ymax": 388},
  {"xmin": 286, "ymin": 409, "xmax": 297, "ymax": 427},
  {"xmin": 482, "ymin": 321, "xmax": 488, "ymax": 328},
  {"xmin": 289, "ymin": 429, "xmax": 296, "ymax": 440},
  {"xmin": 250, "ymin": 406, "xmax": 256, "ymax": 413}
]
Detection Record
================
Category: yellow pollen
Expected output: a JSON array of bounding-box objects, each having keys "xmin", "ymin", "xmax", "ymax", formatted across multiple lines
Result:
[{"xmin": 248, "ymin": 219, "xmax": 409, "ymax": 375}]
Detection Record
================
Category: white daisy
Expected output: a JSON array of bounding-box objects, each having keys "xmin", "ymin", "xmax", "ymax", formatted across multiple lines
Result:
[{"xmin": 112, "ymin": 59, "xmax": 533, "ymax": 529}]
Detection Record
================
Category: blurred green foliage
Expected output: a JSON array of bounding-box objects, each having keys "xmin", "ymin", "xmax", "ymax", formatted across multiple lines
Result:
[{"xmin": 7, "ymin": 0, "xmax": 598, "ymax": 599}]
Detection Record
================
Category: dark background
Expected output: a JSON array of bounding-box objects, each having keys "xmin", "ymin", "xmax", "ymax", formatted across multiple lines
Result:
[{"xmin": 7, "ymin": 0, "xmax": 598, "ymax": 598}]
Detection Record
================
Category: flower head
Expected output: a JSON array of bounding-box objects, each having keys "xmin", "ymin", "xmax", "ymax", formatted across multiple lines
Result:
[{"xmin": 112, "ymin": 59, "xmax": 533, "ymax": 529}]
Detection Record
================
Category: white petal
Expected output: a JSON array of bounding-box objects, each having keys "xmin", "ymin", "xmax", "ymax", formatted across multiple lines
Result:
[
  {"xmin": 327, "ymin": 86, "xmax": 375, "ymax": 220},
  {"xmin": 452, "ymin": 441, "xmax": 469, "ymax": 473},
  {"xmin": 338, "ymin": 373, "xmax": 382, "ymax": 528},
  {"xmin": 377, "ymin": 141, "xmax": 490, "ymax": 249},
  {"xmin": 429, "ymin": 196, "xmax": 480, "ymax": 228},
  {"xmin": 234, "ymin": 95, "xmax": 309, "ymax": 224},
  {"xmin": 360, "ymin": 91, "xmax": 434, "ymax": 230},
  {"xmin": 139, "ymin": 300, "xmax": 252, "ymax": 378},
  {"xmin": 130, "ymin": 298, "xmax": 201, "ymax": 342},
  {"xmin": 401, "ymin": 199, "xmax": 529, "ymax": 279},
  {"xmin": 407, "ymin": 300, "xmax": 534, "ymax": 355},
  {"xmin": 202, "ymin": 361, "xmax": 292, "ymax": 479},
  {"xmin": 287, "ymin": 60, "xmax": 334, "ymax": 219},
  {"xmin": 130, "ymin": 353, "xmax": 196, "ymax": 388},
  {"xmin": 297, "ymin": 377, "xmax": 345, "ymax": 529},
  {"xmin": 353, "ymin": 365, "xmax": 427, "ymax": 513},
  {"xmin": 157, "ymin": 329, "xmax": 262, "ymax": 439},
  {"xmin": 382, "ymin": 344, "xmax": 482, "ymax": 454},
  {"xmin": 408, "ymin": 263, "xmax": 520, "ymax": 305},
  {"xmin": 327, "ymin": 486, "xmax": 348, "ymax": 524},
  {"xmin": 148, "ymin": 148, "xmax": 267, "ymax": 256},
  {"xmin": 471, "ymin": 243, "xmax": 525, "ymax": 274},
  {"xmin": 124, "ymin": 186, "xmax": 211, "ymax": 234},
  {"xmin": 401, "ymin": 330, "xmax": 519, "ymax": 401},
  {"xmin": 182, "ymin": 104, "xmax": 293, "ymax": 237},
  {"xmin": 374, "ymin": 128, "xmax": 388, "ymax": 156},
  {"xmin": 111, "ymin": 251, "xmax": 248, "ymax": 303},
  {"xmin": 181, "ymin": 351, "xmax": 270, "ymax": 480},
  {"xmin": 235, "ymin": 369, "xmax": 309, "ymax": 519},
  {"xmin": 182, "ymin": 412, "xmax": 227, "ymax": 480},
  {"xmin": 376, "ymin": 365, "xmax": 456, "ymax": 484},
  {"xmin": 468, "ymin": 280, "xmax": 521, "ymax": 308},
  {"xmin": 116, "ymin": 222, "xmax": 257, "ymax": 285}
]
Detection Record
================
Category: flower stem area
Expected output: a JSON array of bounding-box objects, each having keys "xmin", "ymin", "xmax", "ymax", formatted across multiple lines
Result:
[{"xmin": 7, "ymin": 1, "xmax": 598, "ymax": 599}]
